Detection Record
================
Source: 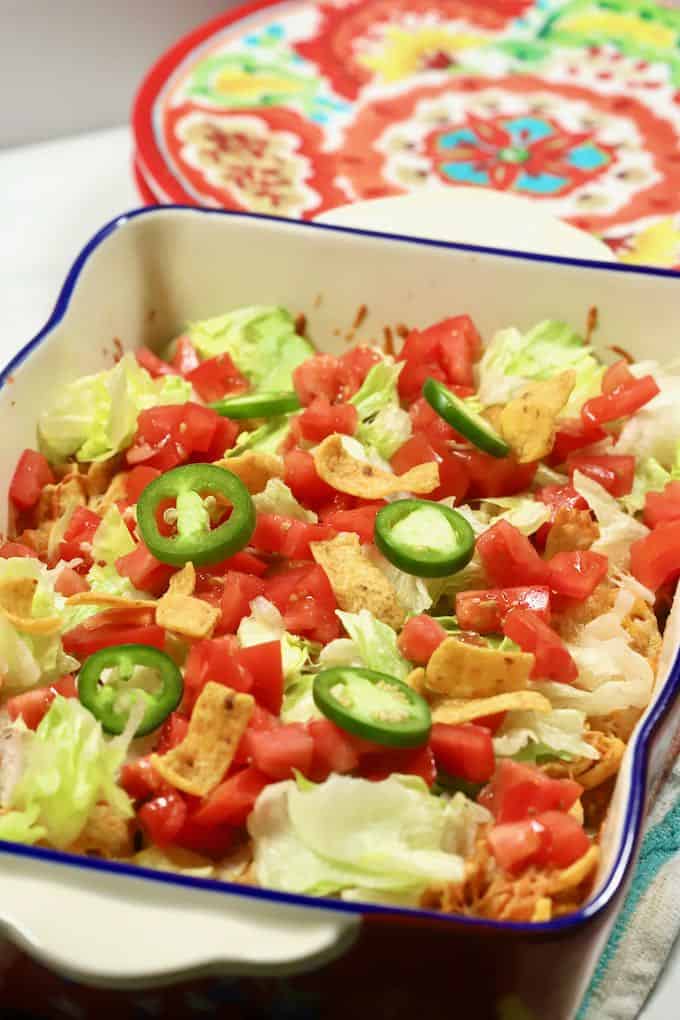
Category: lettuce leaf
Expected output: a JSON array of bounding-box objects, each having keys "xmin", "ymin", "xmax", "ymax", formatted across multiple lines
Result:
[
  {"xmin": 613, "ymin": 367, "xmax": 680, "ymax": 470},
  {"xmin": 6, "ymin": 697, "xmax": 133, "ymax": 849},
  {"xmin": 86, "ymin": 563, "xmax": 147, "ymax": 600},
  {"xmin": 0, "ymin": 805, "xmax": 45, "ymax": 845},
  {"xmin": 357, "ymin": 405, "xmax": 412, "ymax": 460},
  {"xmin": 175, "ymin": 489, "xmax": 210, "ymax": 540},
  {"xmin": 481, "ymin": 496, "xmax": 551, "ymax": 536},
  {"xmin": 349, "ymin": 361, "xmax": 413, "ymax": 459},
  {"xmin": 336, "ymin": 609, "xmax": 410, "ymax": 680},
  {"xmin": 572, "ymin": 471, "xmax": 648, "ymax": 571},
  {"xmin": 477, "ymin": 320, "xmax": 603, "ymax": 415},
  {"xmin": 620, "ymin": 457, "xmax": 671, "ymax": 514},
  {"xmin": 238, "ymin": 597, "xmax": 312, "ymax": 681},
  {"xmin": 493, "ymin": 709, "xmax": 598, "ymax": 761},
  {"xmin": 350, "ymin": 360, "xmax": 402, "ymax": 421},
  {"xmin": 253, "ymin": 479, "xmax": 317, "ymax": 523},
  {"xmin": 226, "ymin": 417, "xmax": 291, "ymax": 458},
  {"xmin": 39, "ymin": 354, "xmax": 191, "ymax": 464},
  {"xmin": 368, "ymin": 550, "xmax": 433, "ymax": 617},
  {"xmin": 249, "ymin": 775, "xmax": 483, "ymax": 898},
  {"xmin": 91, "ymin": 505, "xmax": 135, "ymax": 565},
  {"xmin": 188, "ymin": 306, "xmax": 313, "ymax": 392}
]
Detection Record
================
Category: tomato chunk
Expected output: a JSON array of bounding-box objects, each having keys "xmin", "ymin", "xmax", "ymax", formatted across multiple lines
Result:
[
  {"xmin": 456, "ymin": 587, "xmax": 551, "ymax": 634},
  {"xmin": 139, "ymin": 792, "xmax": 187, "ymax": 848},
  {"xmin": 266, "ymin": 564, "xmax": 340, "ymax": 644},
  {"xmin": 630, "ymin": 519, "xmax": 680, "ymax": 592},
  {"xmin": 293, "ymin": 354, "xmax": 350, "ymax": 406},
  {"xmin": 644, "ymin": 481, "xmax": 680, "ymax": 529},
  {"xmin": 321, "ymin": 504, "xmax": 382, "ymax": 544},
  {"xmin": 120, "ymin": 756, "xmax": 165, "ymax": 801},
  {"xmin": 0, "ymin": 541, "xmax": 39, "ymax": 559},
  {"xmin": 192, "ymin": 767, "xmax": 271, "ymax": 828},
  {"xmin": 183, "ymin": 635, "xmax": 252, "ymax": 711},
  {"xmin": 488, "ymin": 818, "xmax": 545, "ymax": 874},
  {"xmin": 251, "ymin": 514, "xmax": 337, "ymax": 561},
  {"xmin": 489, "ymin": 810, "xmax": 590, "ymax": 874},
  {"xmin": 298, "ymin": 398, "xmax": 358, "ymax": 442},
  {"xmin": 116, "ymin": 542, "xmax": 175, "ymax": 597},
  {"xmin": 186, "ymin": 353, "xmax": 249, "ymax": 402},
  {"xmin": 461, "ymin": 450, "xmax": 537, "ymax": 500},
  {"xmin": 581, "ymin": 374, "xmax": 659, "ymax": 428},
  {"xmin": 308, "ymin": 719, "xmax": 360, "ymax": 781},
  {"xmin": 54, "ymin": 566, "xmax": 89, "ymax": 596},
  {"xmin": 9, "ymin": 450, "xmax": 55, "ymax": 510},
  {"xmin": 549, "ymin": 419, "xmax": 607, "ymax": 466},
  {"xmin": 125, "ymin": 465, "xmax": 161, "ymax": 503},
  {"xmin": 219, "ymin": 572, "xmax": 266, "ymax": 633},
  {"xmin": 548, "ymin": 550, "xmax": 608, "ymax": 600},
  {"xmin": 249, "ymin": 724, "xmax": 315, "ymax": 780},
  {"xmin": 284, "ymin": 449, "xmax": 335, "ymax": 510},
  {"xmin": 171, "ymin": 336, "xmax": 200, "ymax": 375},
  {"xmin": 156, "ymin": 712, "xmax": 190, "ymax": 754},
  {"xmin": 136, "ymin": 347, "xmax": 176, "ymax": 378},
  {"xmin": 430, "ymin": 723, "xmax": 495, "ymax": 783},
  {"xmin": 360, "ymin": 745, "xmax": 437, "ymax": 787},
  {"xmin": 397, "ymin": 615, "xmax": 447, "ymax": 664},
  {"xmin": 502, "ymin": 608, "xmax": 578, "ymax": 683},
  {"xmin": 6, "ymin": 675, "xmax": 77, "ymax": 730},
  {"xmin": 237, "ymin": 641, "xmax": 284, "ymax": 715},
  {"xmin": 479, "ymin": 760, "xmax": 582, "ymax": 824},
  {"xmin": 476, "ymin": 520, "xmax": 550, "ymax": 588},
  {"xmin": 59, "ymin": 506, "xmax": 102, "ymax": 565},
  {"xmin": 63, "ymin": 617, "xmax": 165, "ymax": 659},
  {"xmin": 567, "ymin": 454, "xmax": 635, "ymax": 497}
]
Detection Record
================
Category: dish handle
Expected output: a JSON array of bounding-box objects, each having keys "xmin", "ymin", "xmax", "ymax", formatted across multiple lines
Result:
[{"xmin": 0, "ymin": 847, "xmax": 360, "ymax": 988}]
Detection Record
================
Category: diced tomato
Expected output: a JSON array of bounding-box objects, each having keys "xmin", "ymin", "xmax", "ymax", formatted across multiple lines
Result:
[
  {"xmin": 186, "ymin": 353, "xmax": 249, "ymax": 403},
  {"xmin": 479, "ymin": 760, "xmax": 582, "ymax": 824},
  {"xmin": 192, "ymin": 767, "xmax": 271, "ymax": 828},
  {"xmin": 644, "ymin": 481, "xmax": 680, "ymax": 529},
  {"xmin": 391, "ymin": 434, "xmax": 437, "ymax": 476},
  {"xmin": 139, "ymin": 792, "xmax": 188, "ymax": 848},
  {"xmin": 135, "ymin": 347, "xmax": 176, "ymax": 378},
  {"xmin": 174, "ymin": 816, "xmax": 236, "ymax": 856},
  {"xmin": 502, "ymin": 608, "xmax": 577, "ymax": 683},
  {"xmin": 9, "ymin": 450, "xmax": 55, "ymax": 511},
  {"xmin": 5, "ymin": 675, "xmax": 77, "ymax": 730},
  {"xmin": 233, "ymin": 703, "xmax": 281, "ymax": 767},
  {"xmin": 251, "ymin": 514, "xmax": 337, "ymax": 561},
  {"xmin": 54, "ymin": 566, "xmax": 88, "ymax": 596},
  {"xmin": 59, "ymin": 506, "xmax": 101, "ymax": 564},
  {"xmin": 548, "ymin": 550, "xmax": 608, "ymax": 600},
  {"xmin": 534, "ymin": 810, "xmax": 591, "ymax": 869},
  {"xmin": 293, "ymin": 354, "xmax": 351, "ymax": 406},
  {"xmin": 183, "ymin": 635, "xmax": 253, "ymax": 711},
  {"xmin": 201, "ymin": 417, "xmax": 239, "ymax": 461},
  {"xmin": 308, "ymin": 719, "xmax": 360, "ymax": 781},
  {"xmin": 476, "ymin": 520, "xmax": 550, "ymax": 588},
  {"xmin": 535, "ymin": 484, "xmax": 588, "ymax": 517},
  {"xmin": 488, "ymin": 818, "xmax": 546, "ymax": 874},
  {"xmin": 549, "ymin": 419, "xmax": 607, "ymax": 466},
  {"xmin": 284, "ymin": 449, "xmax": 336, "ymax": 511},
  {"xmin": 127, "ymin": 402, "xmax": 232, "ymax": 471},
  {"xmin": 298, "ymin": 397, "xmax": 358, "ymax": 442},
  {"xmin": 266, "ymin": 564, "xmax": 340, "ymax": 644},
  {"xmin": 156, "ymin": 712, "xmax": 190, "ymax": 754},
  {"xmin": 430, "ymin": 723, "xmax": 495, "ymax": 783},
  {"xmin": 249, "ymin": 724, "xmax": 315, "ymax": 780},
  {"xmin": 409, "ymin": 398, "xmax": 461, "ymax": 450},
  {"xmin": 475, "ymin": 712, "xmax": 507, "ymax": 735},
  {"xmin": 124, "ymin": 465, "xmax": 161, "ymax": 503},
  {"xmin": 321, "ymin": 504, "xmax": 382, "ymax": 544},
  {"xmin": 0, "ymin": 541, "xmax": 39, "ymax": 559},
  {"xmin": 391, "ymin": 434, "xmax": 469, "ymax": 504},
  {"xmin": 219, "ymin": 551, "xmax": 268, "ymax": 577},
  {"xmin": 456, "ymin": 587, "xmax": 551, "ymax": 634},
  {"xmin": 338, "ymin": 345, "xmax": 382, "ymax": 395},
  {"xmin": 603, "ymin": 359, "xmax": 634, "ymax": 393},
  {"xmin": 459, "ymin": 450, "xmax": 537, "ymax": 499},
  {"xmin": 397, "ymin": 614, "xmax": 447, "ymax": 664},
  {"xmin": 397, "ymin": 316, "xmax": 481, "ymax": 403},
  {"xmin": 567, "ymin": 453, "xmax": 635, "ymax": 497},
  {"xmin": 63, "ymin": 616, "xmax": 165, "ymax": 659},
  {"xmin": 116, "ymin": 542, "xmax": 175, "ymax": 596},
  {"xmin": 630, "ymin": 519, "xmax": 680, "ymax": 592},
  {"xmin": 237, "ymin": 641, "xmax": 283, "ymax": 715},
  {"xmin": 360, "ymin": 745, "xmax": 437, "ymax": 787},
  {"xmin": 171, "ymin": 336, "xmax": 200, "ymax": 375},
  {"xmin": 219, "ymin": 572, "xmax": 266, "ymax": 633},
  {"xmin": 120, "ymin": 756, "xmax": 165, "ymax": 801},
  {"xmin": 581, "ymin": 373, "xmax": 659, "ymax": 428}
]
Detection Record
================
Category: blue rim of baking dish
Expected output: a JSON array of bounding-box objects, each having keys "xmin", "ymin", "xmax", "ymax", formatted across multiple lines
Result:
[{"xmin": 1, "ymin": 204, "xmax": 678, "ymax": 936}]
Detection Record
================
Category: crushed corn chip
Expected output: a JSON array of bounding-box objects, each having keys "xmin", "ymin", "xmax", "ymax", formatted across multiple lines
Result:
[
  {"xmin": 214, "ymin": 452, "xmax": 283, "ymax": 494},
  {"xmin": 65, "ymin": 592, "xmax": 153, "ymax": 610},
  {"xmin": 545, "ymin": 845, "xmax": 599, "ymax": 895},
  {"xmin": 69, "ymin": 804, "xmax": 133, "ymax": 859},
  {"xmin": 531, "ymin": 897, "xmax": 553, "ymax": 922},
  {"xmin": 310, "ymin": 531, "xmax": 406, "ymax": 629},
  {"xmin": 168, "ymin": 562, "xmax": 196, "ymax": 597},
  {"xmin": 156, "ymin": 593, "xmax": 219, "ymax": 639},
  {"xmin": 0, "ymin": 577, "xmax": 38, "ymax": 619},
  {"xmin": 544, "ymin": 506, "xmax": 599, "ymax": 558},
  {"xmin": 542, "ymin": 731, "xmax": 625, "ymax": 790},
  {"xmin": 568, "ymin": 799, "xmax": 585, "ymax": 826},
  {"xmin": 498, "ymin": 371, "xmax": 576, "ymax": 464},
  {"xmin": 89, "ymin": 472, "xmax": 129, "ymax": 515},
  {"xmin": 425, "ymin": 637, "xmax": 534, "ymax": 698},
  {"xmin": 431, "ymin": 690, "xmax": 552, "ymax": 726},
  {"xmin": 153, "ymin": 682, "xmax": 254, "ymax": 796},
  {"xmin": 405, "ymin": 667, "xmax": 427, "ymax": 697},
  {"xmin": 85, "ymin": 455, "xmax": 125, "ymax": 499},
  {"xmin": 313, "ymin": 434, "xmax": 439, "ymax": 499}
]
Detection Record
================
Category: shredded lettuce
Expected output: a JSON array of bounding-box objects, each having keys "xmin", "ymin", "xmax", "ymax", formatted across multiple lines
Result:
[
  {"xmin": 620, "ymin": 458, "xmax": 671, "ymax": 514},
  {"xmin": 238, "ymin": 597, "xmax": 311, "ymax": 681},
  {"xmin": 253, "ymin": 479, "xmax": 317, "ymax": 523},
  {"xmin": 249, "ymin": 775, "xmax": 487, "ymax": 899},
  {"xmin": 38, "ymin": 353, "xmax": 191, "ymax": 463},
  {"xmin": 477, "ymin": 320, "xmax": 603, "ymax": 415},
  {"xmin": 336, "ymin": 609, "xmax": 410, "ymax": 680},
  {"xmin": 357, "ymin": 405, "xmax": 412, "ymax": 460},
  {"xmin": 175, "ymin": 489, "xmax": 210, "ymax": 539},
  {"xmin": 0, "ymin": 559, "xmax": 77, "ymax": 691},
  {"xmin": 614, "ymin": 368, "xmax": 680, "ymax": 470},
  {"xmin": 493, "ymin": 709, "xmax": 598, "ymax": 761},
  {"xmin": 91, "ymin": 505, "xmax": 135, "ymax": 565},
  {"xmin": 86, "ymin": 563, "xmax": 147, "ymax": 600},
  {"xmin": 572, "ymin": 471, "xmax": 648, "ymax": 571},
  {"xmin": 133, "ymin": 846, "xmax": 214, "ymax": 878},
  {"xmin": 226, "ymin": 417, "xmax": 291, "ymax": 458},
  {"xmin": 368, "ymin": 549, "xmax": 433, "ymax": 617},
  {"xmin": 188, "ymin": 306, "xmax": 313, "ymax": 392},
  {"xmin": 0, "ymin": 805, "xmax": 44, "ymax": 845},
  {"xmin": 5, "ymin": 697, "xmax": 133, "ymax": 849},
  {"xmin": 482, "ymin": 497, "xmax": 551, "ymax": 536},
  {"xmin": 349, "ymin": 360, "xmax": 412, "ymax": 459},
  {"xmin": 350, "ymin": 360, "xmax": 402, "ymax": 420}
]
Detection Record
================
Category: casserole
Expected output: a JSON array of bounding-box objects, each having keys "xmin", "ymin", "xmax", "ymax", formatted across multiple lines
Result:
[{"xmin": 1, "ymin": 207, "xmax": 679, "ymax": 1008}]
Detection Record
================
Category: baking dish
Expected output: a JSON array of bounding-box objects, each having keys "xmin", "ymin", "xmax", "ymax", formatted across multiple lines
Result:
[{"xmin": 1, "ymin": 207, "xmax": 680, "ymax": 1005}]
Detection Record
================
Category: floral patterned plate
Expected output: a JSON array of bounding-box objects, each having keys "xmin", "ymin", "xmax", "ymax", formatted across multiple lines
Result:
[{"xmin": 132, "ymin": 0, "xmax": 680, "ymax": 266}]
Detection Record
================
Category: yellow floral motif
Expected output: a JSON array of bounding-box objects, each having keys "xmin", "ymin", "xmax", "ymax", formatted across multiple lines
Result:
[
  {"xmin": 619, "ymin": 218, "xmax": 680, "ymax": 268},
  {"xmin": 560, "ymin": 11, "xmax": 675, "ymax": 50},
  {"xmin": 360, "ymin": 26, "xmax": 485, "ymax": 83},
  {"xmin": 214, "ymin": 67, "xmax": 307, "ymax": 102}
]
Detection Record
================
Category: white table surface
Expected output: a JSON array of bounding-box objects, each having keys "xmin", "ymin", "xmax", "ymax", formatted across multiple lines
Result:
[{"xmin": 0, "ymin": 124, "xmax": 677, "ymax": 1018}]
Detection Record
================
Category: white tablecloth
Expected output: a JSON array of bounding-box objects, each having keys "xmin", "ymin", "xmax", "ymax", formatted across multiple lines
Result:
[{"xmin": 0, "ymin": 124, "xmax": 677, "ymax": 1019}]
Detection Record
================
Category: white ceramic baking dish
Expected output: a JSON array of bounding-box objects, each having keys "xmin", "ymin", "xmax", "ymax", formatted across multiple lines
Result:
[{"xmin": 1, "ymin": 207, "xmax": 680, "ymax": 1007}]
